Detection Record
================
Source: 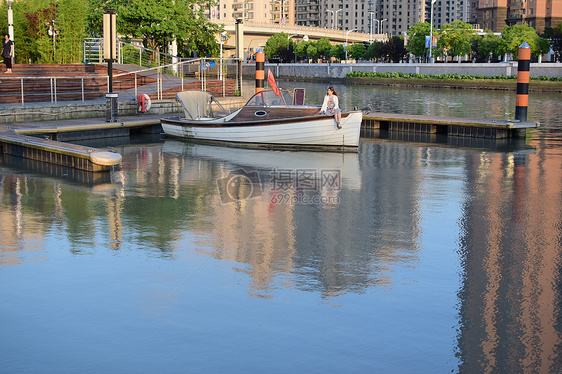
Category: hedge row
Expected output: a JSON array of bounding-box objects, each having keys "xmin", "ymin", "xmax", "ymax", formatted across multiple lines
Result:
[{"xmin": 346, "ymin": 71, "xmax": 562, "ymax": 82}]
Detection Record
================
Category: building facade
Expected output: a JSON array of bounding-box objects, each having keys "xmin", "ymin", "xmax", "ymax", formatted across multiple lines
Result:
[
  {"xmin": 469, "ymin": 0, "xmax": 562, "ymax": 32},
  {"xmin": 427, "ymin": 0, "xmax": 471, "ymax": 29},
  {"xmin": 208, "ymin": 0, "xmax": 295, "ymax": 25}
]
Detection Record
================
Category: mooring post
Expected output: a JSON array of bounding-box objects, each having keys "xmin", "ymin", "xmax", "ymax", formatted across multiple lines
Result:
[
  {"xmin": 514, "ymin": 42, "xmax": 531, "ymax": 123},
  {"xmin": 255, "ymin": 51, "xmax": 265, "ymax": 93}
]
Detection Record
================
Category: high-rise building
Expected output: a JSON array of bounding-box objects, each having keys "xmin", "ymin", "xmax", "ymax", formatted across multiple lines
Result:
[
  {"xmin": 295, "ymin": 0, "xmax": 321, "ymax": 27},
  {"xmin": 427, "ymin": 0, "xmax": 471, "ymax": 29},
  {"xmin": 377, "ymin": 0, "xmax": 427, "ymax": 35},
  {"xmin": 209, "ymin": 0, "xmax": 295, "ymax": 24},
  {"xmin": 469, "ymin": 0, "xmax": 562, "ymax": 32}
]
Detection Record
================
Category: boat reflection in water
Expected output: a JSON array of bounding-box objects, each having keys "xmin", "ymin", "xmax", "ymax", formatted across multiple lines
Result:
[{"xmin": 160, "ymin": 140, "xmax": 364, "ymax": 297}]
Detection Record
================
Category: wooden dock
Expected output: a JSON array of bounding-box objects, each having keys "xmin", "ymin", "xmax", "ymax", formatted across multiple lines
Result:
[
  {"xmin": 0, "ymin": 108, "xmax": 539, "ymax": 173},
  {"xmin": 0, "ymin": 116, "xmax": 162, "ymax": 173},
  {"xmin": 363, "ymin": 113, "xmax": 538, "ymax": 139}
]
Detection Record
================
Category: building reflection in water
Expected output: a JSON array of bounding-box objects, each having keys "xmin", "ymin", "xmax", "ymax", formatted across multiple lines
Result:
[
  {"xmin": 456, "ymin": 144, "xmax": 562, "ymax": 372},
  {"xmin": 1, "ymin": 135, "xmax": 561, "ymax": 370}
]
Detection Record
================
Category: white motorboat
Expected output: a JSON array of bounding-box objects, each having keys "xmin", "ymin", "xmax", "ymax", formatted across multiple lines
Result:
[{"xmin": 160, "ymin": 90, "xmax": 362, "ymax": 152}]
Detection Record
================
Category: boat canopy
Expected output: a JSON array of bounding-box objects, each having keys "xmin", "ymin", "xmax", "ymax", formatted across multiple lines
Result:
[{"xmin": 176, "ymin": 91, "xmax": 227, "ymax": 119}]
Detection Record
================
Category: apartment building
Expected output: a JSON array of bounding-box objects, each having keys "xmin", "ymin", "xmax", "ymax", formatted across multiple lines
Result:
[
  {"xmin": 208, "ymin": 0, "xmax": 295, "ymax": 24},
  {"xmin": 295, "ymin": 0, "xmax": 321, "ymax": 27},
  {"xmin": 427, "ymin": 0, "xmax": 470, "ymax": 29},
  {"xmin": 469, "ymin": 0, "xmax": 561, "ymax": 32}
]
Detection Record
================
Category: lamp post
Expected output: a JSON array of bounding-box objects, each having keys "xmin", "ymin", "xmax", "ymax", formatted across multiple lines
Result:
[
  {"xmin": 7, "ymin": 0, "xmax": 14, "ymax": 59},
  {"xmin": 345, "ymin": 29, "xmax": 357, "ymax": 62},
  {"xmin": 379, "ymin": 18, "xmax": 387, "ymax": 34},
  {"xmin": 47, "ymin": 19, "xmax": 59, "ymax": 61},
  {"xmin": 219, "ymin": 31, "xmax": 227, "ymax": 80},
  {"xmin": 429, "ymin": 0, "xmax": 437, "ymax": 63},
  {"xmin": 288, "ymin": 34, "xmax": 297, "ymax": 63},
  {"xmin": 369, "ymin": 11, "xmax": 375, "ymax": 42},
  {"xmin": 327, "ymin": 9, "xmax": 342, "ymax": 29},
  {"xmin": 326, "ymin": 10, "xmax": 334, "ymax": 29},
  {"xmin": 335, "ymin": 9, "xmax": 342, "ymax": 30}
]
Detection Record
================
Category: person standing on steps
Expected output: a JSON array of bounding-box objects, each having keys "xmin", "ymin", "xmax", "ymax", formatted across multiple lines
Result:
[
  {"xmin": 2, "ymin": 34, "xmax": 14, "ymax": 73},
  {"xmin": 318, "ymin": 86, "xmax": 342, "ymax": 129}
]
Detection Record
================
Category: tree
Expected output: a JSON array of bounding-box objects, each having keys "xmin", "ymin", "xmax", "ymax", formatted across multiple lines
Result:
[
  {"xmin": 294, "ymin": 40, "xmax": 312, "ymax": 60},
  {"xmin": 438, "ymin": 21, "xmax": 475, "ymax": 62},
  {"xmin": 119, "ymin": 0, "xmax": 220, "ymax": 58},
  {"xmin": 382, "ymin": 36, "xmax": 408, "ymax": 62},
  {"xmin": 329, "ymin": 44, "xmax": 345, "ymax": 60},
  {"xmin": 306, "ymin": 44, "xmax": 319, "ymax": 60},
  {"xmin": 501, "ymin": 24, "xmax": 550, "ymax": 59},
  {"xmin": 549, "ymin": 23, "xmax": 562, "ymax": 62},
  {"xmin": 365, "ymin": 41, "xmax": 383, "ymax": 61},
  {"xmin": 406, "ymin": 22, "xmax": 435, "ymax": 58},
  {"xmin": 315, "ymin": 37, "xmax": 332, "ymax": 60},
  {"xmin": 56, "ymin": 0, "xmax": 89, "ymax": 63},
  {"xmin": 264, "ymin": 32, "xmax": 293, "ymax": 61},
  {"xmin": 348, "ymin": 43, "xmax": 366, "ymax": 60},
  {"xmin": 86, "ymin": 0, "xmax": 120, "ymax": 37},
  {"xmin": 472, "ymin": 31, "xmax": 505, "ymax": 62}
]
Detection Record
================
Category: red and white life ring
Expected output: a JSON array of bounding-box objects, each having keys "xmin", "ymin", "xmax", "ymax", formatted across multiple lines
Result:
[{"xmin": 138, "ymin": 94, "xmax": 152, "ymax": 112}]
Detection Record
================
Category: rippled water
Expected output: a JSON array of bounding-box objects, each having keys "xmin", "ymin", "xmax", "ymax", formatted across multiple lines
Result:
[{"xmin": 1, "ymin": 84, "xmax": 561, "ymax": 373}]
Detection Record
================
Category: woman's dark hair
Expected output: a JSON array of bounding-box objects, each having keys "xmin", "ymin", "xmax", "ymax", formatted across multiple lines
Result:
[{"xmin": 327, "ymin": 86, "xmax": 338, "ymax": 97}]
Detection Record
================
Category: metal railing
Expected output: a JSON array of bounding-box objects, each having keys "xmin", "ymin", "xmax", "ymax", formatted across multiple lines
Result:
[
  {"xmin": 84, "ymin": 38, "xmax": 103, "ymax": 64},
  {"xmin": 0, "ymin": 58, "xmax": 239, "ymax": 106}
]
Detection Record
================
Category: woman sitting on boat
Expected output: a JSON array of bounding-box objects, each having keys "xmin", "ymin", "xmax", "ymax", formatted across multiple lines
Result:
[{"xmin": 318, "ymin": 86, "xmax": 342, "ymax": 129}]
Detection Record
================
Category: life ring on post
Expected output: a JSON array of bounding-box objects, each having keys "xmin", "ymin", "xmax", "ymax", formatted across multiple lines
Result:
[{"xmin": 137, "ymin": 94, "xmax": 152, "ymax": 112}]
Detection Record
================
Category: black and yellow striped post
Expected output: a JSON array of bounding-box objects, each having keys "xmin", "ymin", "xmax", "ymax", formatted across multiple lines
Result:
[
  {"xmin": 515, "ymin": 42, "xmax": 531, "ymax": 122},
  {"xmin": 255, "ymin": 51, "xmax": 265, "ymax": 93}
]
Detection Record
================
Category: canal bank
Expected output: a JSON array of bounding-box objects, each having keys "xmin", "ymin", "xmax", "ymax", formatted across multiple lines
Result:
[{"xmin": 235, "ymin": 62, "xmax": 562, "ymax": 80}]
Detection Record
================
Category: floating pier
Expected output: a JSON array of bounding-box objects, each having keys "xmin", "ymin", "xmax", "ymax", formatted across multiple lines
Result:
[
  {"xmin": 362, "ymin": 113, "xmax": 537, "ymax": 139},
  {"xmin": 0, "ymin": 118, "xmax": 161, "ymax": 172},
  {"xmin": 0, "ymin": 102, "xmax": 539, "ymax": 174}
]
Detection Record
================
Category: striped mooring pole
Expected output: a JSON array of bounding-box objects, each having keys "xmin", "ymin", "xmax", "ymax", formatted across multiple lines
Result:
[
  {"xmin": 255, "ymin": 51, "xmax": 265, "ymax": 93},
  {"xmin": 515, "ymin": 42, "xmax": 531, "ymax": 122}
]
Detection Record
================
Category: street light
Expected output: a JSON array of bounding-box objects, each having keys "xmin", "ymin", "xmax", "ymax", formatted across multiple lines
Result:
[
  {"xmin": 335, "ymin": 9, "xmax": 342, "ymax": 30},
  {"xmin": 47, "ymin": 19, "xmax": 59, "ymax": 61},
  {"xmin": 288, "ymin": 34, "xmax": 297, "ymax": 63},
  {"xmin": 429, "ymin": 0, "xmax": 437, "ymax": 63},
  {"xmin": 326, "ymin": 9, "xmax": 343, "ymax": 30},
  {"xmin": 6, "ymin": 0, "xmax": 14, "ymax": 59},
  {"xmin": 219, "ymin": 31, "xmax": 227, "ymax": 80},
  {"xmin": 369, "ymin": 11, "xmax": 375, "ymax": 42},
  {"xmin": 326, "ymin": 10, "xmax": 334, "ymax": 29},
  {"xmin": 379, "ymin": 18, "xmax": 387, "ymax": 34},
  {"xmin": 345, "ymin": 29, "xmax": 357, "ymax": 62}
]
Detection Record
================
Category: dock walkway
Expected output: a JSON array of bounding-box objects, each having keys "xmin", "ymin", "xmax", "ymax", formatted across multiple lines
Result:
[
  {"xmin": 0, "ymin": 101, "xmax": 539, "ymax": 173},
  {"xmin": 0, "ymin": 113, "xmax": 163, "ymax": 172}
]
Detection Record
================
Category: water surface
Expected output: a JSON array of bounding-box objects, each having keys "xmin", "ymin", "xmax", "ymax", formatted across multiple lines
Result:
[{"xmin": 1, "ymin": 84, "xmax": 561, "ymax": 373}]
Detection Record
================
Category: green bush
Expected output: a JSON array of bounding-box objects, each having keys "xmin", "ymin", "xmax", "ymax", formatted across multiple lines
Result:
[{"xmin": 347, "ymin": 71, "xmax": 561, "ymax": 82}]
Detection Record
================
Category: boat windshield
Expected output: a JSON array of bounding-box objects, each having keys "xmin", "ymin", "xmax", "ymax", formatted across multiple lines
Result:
[{"xmin": 245, "ymin": 90, "xmax": 293, "ymax": 107}]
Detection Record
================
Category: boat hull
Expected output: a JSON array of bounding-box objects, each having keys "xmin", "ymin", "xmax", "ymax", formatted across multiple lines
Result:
[{"xmin": 161, "ymin": 111, "xmax": 362, "ymax": 152}]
